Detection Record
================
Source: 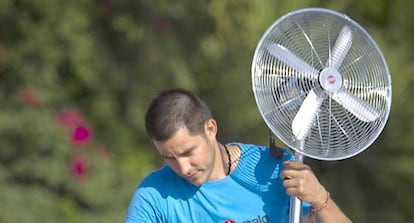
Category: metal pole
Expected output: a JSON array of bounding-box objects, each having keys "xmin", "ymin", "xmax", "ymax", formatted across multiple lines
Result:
[{"xmin": 289, "ymin": 145, "xmax": 305, "ymax": 223}]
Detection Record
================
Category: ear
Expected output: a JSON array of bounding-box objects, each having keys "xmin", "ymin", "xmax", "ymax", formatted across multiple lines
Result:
[{"xmin": 204, "ymin": 119, "xmax": 218, "ymax": 139}]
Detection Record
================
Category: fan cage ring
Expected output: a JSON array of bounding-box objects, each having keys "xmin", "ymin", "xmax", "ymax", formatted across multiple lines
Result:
[{"xmin": 251, "ymin": 8, "xmax": 392, "ymax": 160}]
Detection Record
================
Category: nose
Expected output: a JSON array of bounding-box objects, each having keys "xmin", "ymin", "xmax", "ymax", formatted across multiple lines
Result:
[{"xmin": 175, "ymin": 157, "xmax": 192, "ymax": 176}]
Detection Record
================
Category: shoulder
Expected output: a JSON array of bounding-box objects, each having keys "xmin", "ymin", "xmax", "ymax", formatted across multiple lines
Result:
[
  {"xmin": 127, "ymin": 166, "xmax": 174, "ymax": 207},
  {"xmin": 135, "ymin": 165, "xmax": 185, "ymax": 198},
  {"xmin": 139, "ymin": 165, "xmax": 175, "ymax": 187},
  {"xmin": 125, "ymin": 166, "xmax": 187, "ymax": 222},
  {"xmin": 228, "ymin": 142, "xmax": 293, "ymax": 193},
  {"xmin": 231, "ymin": 142, "xmax": 293, "ymax": 162},
  {"xmin": 133, "ymin": 165, "xmax": 195, "ymax": 201},
  {"xmin": 130, "ymin": 166, "xmax": 169, "ymax": 200}
]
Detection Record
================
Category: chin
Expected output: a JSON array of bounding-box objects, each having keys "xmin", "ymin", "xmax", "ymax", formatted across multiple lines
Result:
[
  {"xmin": 189, "ymin": 176, "xmax": 207, "ymax": 186},
  {"xmin": 190, "ymin": 179, "xmax": 204, "ymax": 186}
]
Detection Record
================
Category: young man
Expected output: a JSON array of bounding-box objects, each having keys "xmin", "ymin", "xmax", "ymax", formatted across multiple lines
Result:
[{"xmin": 125, "ymin": 88, "xmax": 352, "ymax": 223}]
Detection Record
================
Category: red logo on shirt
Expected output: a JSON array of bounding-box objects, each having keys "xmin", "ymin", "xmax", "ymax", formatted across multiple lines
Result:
[{"xmin": 224, "ymin": 220, "xmax": 235, "ymax": 223}]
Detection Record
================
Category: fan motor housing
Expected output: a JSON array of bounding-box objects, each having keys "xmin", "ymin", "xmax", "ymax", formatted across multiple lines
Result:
[{"xmin": 319, "ymin": 67, "xmax": 342, "ymax": 93}]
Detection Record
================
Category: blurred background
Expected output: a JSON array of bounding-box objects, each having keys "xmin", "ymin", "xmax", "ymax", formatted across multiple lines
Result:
[{"xmin": 0, "ymin": 0, "xmax": 413, "ymax": 222}]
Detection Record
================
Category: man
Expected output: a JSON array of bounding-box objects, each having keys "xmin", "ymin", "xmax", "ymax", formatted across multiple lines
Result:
[{"xmin": 125, "ymin": 88, "xmax": 352, "ymax": 223}]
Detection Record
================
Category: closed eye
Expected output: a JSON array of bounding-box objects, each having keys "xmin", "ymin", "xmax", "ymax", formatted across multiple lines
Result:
[
  {"xmin": 161, "ymin": 146, "xmax": 196, "ymax": 160},
  {"xmin": 181, "ymin": 150, "xmax": 194, "ymax": 157},
  {"xmin": 162, "ymin": 155, "xmax": 175, "ymax": 160}
]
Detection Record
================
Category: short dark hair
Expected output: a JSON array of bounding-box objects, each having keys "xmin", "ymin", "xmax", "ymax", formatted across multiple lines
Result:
[{"xmin": 145, "ymin": 88, "xmax": 212, "ymax": 141}]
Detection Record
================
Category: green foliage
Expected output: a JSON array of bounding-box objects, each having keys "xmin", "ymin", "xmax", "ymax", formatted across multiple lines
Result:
[{"xmin": 0, "ymin": 0, "xmax": 414, "ymax": 222}]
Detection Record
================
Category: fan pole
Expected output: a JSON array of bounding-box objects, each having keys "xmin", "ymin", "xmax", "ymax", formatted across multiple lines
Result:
[{"xmin": 289, "ymin": 146, "xmax": 304, "ymax": 223}]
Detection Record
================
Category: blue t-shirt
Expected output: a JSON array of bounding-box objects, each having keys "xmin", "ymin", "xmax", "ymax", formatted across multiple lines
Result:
[{"xmin": 125, "ymin": 143, "xmax": 310, "ymax": 223}]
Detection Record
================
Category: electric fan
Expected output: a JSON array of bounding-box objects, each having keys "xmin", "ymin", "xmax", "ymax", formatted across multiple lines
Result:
[{"xmin": 251, "ymin": 8, "xmax": 391, "ymax": 222}]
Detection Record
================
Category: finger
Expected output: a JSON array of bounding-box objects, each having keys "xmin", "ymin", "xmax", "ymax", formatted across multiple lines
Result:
[
  {"xmin": 281, "ymin": 168, "xmax": 306, "ymax": 180},
  {"xmin": 282, "ymin": 177, "xmax": 299, "ymax": 188},
  {"xmin": 282, "ymin": 174, "xmax": 306, "ymax": 188},
  {"xmin": 283, "ymin": 180, "xmax": 305, "ymax": 198},
  {"xmin": 280, "ymin": 170, "xmax": 293, "ymax": 180},
  {"xmin": 285, "ymin": 187, "xmax": 302, "ymax": 197},
  {"xmin": 284, "ymin": 161, "xmax": 311, "ymax": 170}
]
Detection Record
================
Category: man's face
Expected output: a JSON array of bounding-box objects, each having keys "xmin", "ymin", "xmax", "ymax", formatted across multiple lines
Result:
[{"xmin": 153, "ymin": 120, "xmax": 219, "ymax": 186}]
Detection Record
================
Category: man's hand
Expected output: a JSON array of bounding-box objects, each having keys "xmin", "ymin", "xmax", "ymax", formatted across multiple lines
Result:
[
  {"xmin": 281, "ymin": 161, "xmax": 353, "ymax": 223},
  {"xmin": 281, "ymin": 161, "xmax": 327, "ymax": 207}
]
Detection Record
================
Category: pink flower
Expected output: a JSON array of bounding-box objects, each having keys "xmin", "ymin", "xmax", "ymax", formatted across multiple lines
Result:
[
  {"xmin": 70, "ymin": 155, "xmax": 88, "ymax": 180},
  {"xmin": 56, "ymin": 108, "xmax": 94, "ymax": 148},
  {"xmin": 71, "ymin": 124, "xmax": 93, "ymax": 147},
  {"xmin": 56, "ymin": 109, "xmax": 85, "ymax": 128}
]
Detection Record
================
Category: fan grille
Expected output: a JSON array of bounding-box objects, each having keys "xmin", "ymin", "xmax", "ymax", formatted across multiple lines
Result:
[{"xmin": 252, "ymin": 8, "xmax": 391, "ymax": 160}]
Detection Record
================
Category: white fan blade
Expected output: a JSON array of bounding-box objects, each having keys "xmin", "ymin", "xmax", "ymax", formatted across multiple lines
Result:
[
  {"xmin": 330, "ymin": 25, "xmax": 353, "ymax": 69},
  {"xmin": 332, "ymin": 89, "xmax": 380, "ymax": 122},
  {"xmin": 292, "ymin": 90, "xmax": 325, "ymax": 140},
  {"xmin": 268, "ymin": 43, "xmax": 319, "ymax": 75}
]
